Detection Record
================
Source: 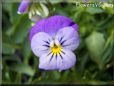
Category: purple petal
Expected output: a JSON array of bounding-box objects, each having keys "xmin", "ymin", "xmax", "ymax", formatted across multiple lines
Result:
[
  {"xmin": 57, "ymin": 49, "xmax": 76, "ymax": 70},
  {"xmin": 29, "ymin": 19, "xmax": 47, "ymax": 42},
  {"xmin": 56, "ymin": 27, "xmax": 80, "ymax": 51},
  {"xmin": 29, "ymin": 15, "xmax": 78, "ymax": 41},
  {"xmin": 17, "ymin": 0, "xmax": 30, "ymax": 14},
  {"xmin": 31, "ymin": 32, "xmax": 52, "ymax": 57}
]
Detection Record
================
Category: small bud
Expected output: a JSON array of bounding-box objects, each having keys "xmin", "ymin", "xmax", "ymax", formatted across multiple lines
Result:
[{"xmin": 28, "ymin": 3, "xmax": 49, "ymax": 22}]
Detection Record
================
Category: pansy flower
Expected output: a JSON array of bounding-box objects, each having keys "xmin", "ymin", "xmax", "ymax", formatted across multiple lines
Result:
[{"xmin": 29, "ymin": 15, "xmax": 80, "ymax": 70}]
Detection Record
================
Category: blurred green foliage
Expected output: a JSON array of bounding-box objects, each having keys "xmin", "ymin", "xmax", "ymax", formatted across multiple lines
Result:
[{"xmin": 2, "ymin": 1, "xmax": 114, "ymax": 85}]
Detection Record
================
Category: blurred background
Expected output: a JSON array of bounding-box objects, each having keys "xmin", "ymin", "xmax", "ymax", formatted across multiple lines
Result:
[{"xmin": 2, "ymin": 0, "xmax": 114, "ymax": 85}]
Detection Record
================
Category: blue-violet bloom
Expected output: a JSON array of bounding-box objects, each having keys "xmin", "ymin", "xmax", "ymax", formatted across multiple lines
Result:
[{"xmin": 29, "ymin": 15, "xmax": 80, "ymax": 70}]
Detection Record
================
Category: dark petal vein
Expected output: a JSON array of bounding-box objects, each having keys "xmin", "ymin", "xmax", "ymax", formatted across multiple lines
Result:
[
  {"xmin": 60, "ymin": 40, "xmax": 67, "ymax": 45},
  {"xmin": 49, "ymin": 53, "xmax": 54, "ymax": 62},
  {"xmin": 61, "ymin": 51, "xmax": 65, "ymax": 54},
  {"xmin": 59, "ymin": 36, "xmax": 64, "ymax": 42},
  {"xmin": 47, "ymin": 52, "xmax": 52, "ymax": 56},
  {"xmin": 59, "ymin": 53, "xmax": 63, "ymax": 60},
  {"xmin": 42, "ymin": 45, "xmax": 50, "ymax": 48},
  {"xmin": 62, "ymin": 44, "xmax": 71, "ymax": 47},
  {"xmin": 55, "ymin": 54, "xmax": 57, "ymax": 60},
  {"xmin": 43, "ymin": 40, "xmax": 50, "ymax": 45}
]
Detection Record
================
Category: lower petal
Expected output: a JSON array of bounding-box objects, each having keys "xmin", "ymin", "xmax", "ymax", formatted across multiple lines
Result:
[
  {"xmin": 57, "ymin": 49, "xmax": 76, "ymax": 70},
  {"xmin": 39, "ymin": 52, "xmax": 57, "ymax": 70},
  {"xmin": 38, "ymin": 49, "xmax": 76, "ymax": 70}
]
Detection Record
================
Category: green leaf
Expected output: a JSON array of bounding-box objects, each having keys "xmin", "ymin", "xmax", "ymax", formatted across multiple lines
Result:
[
  {"xmin": 0, "ymin": 57, "xmax": 2, "ymax": 84},
  {"xmin": 85, "ymin": 31, "xmax": 105, "ymax": 69},
  {"xmin": 2, "ymin": 43, "xmax": 15, "ymax": 54},
  {"xmin": 86, "ymin": 7, "xmax": 104, "ymax": 14},
  {"xmin": 48, "ymin": 71, "xmax": 61, "ymax": 80},
  {"xmin": 101, "ymin": 3, "xmax": 114, "ymax": 14},
  {"xmin": 2, "ymin": 34, "xmax": 20, "ymax": 54},
  {"xmin": 5, "ymin": 3, "xmax": 31, "ymax": 43},
  {"xmin": 12, "ymin": 15, "xmax": 31, "ymax": 43},
  {"xmin": 2, "ymin": 3, "xmax": 12, "ymax": 14},
  {"xmin": 9, "ymin": 3, "xmax": 21, "ymax": 23},
  {"xmin": 102, "ymin": 31, "xmax": 113, "ymax": 64},
  {"xmin": 9, "ymin": 63, "xmax": 35, "ymax": 76},
  {"xmin": 2, "ymin": 33, "xmax": 15, "ymax": 54},
  {"xmin": 2, "ymin": 56, "xmax": 21, "ymax": 63},
  {"xmin": 48, "ymin": 0, "xmax": 63, "ymax": 4},
  {"xmin": 22, "ymin": 38, "xmax": 31, "ymax": 64}
]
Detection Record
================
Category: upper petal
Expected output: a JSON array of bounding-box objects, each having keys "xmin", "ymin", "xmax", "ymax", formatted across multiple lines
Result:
[
  {"xmin": 29, "ymin": 19, "xmax": 46, "ymax": 42},
  {"xmin": 29, "ymin": 15, "xmax": 78, "ymax": 41},
  {"xmin": 56, "ymin": 27, "xmax": 80, "ymax": 51},
  {"xmin": 17, "ymin": 0, "xmax": 30, "ymax": 14},
  {"xmin": 31, "ymin": 32, "xmax": 52, "ymax": 57}
]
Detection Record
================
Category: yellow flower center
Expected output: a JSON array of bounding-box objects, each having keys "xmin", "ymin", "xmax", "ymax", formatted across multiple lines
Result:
[{"xmin": 51, "ymin": 44, "xmax": 62, "ymax": 55}]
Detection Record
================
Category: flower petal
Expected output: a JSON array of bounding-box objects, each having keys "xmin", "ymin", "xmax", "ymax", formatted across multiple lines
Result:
[
  {"xmin": 17, "ymin": 0, "xmax": 30, "ymax": 14},
  {"xmin": 31, "ymin": 32, "xmax": 52, "ymax": 57},
  {"xmin": 56, "ymin": 27, "xmax": 80, "ymax": 51},
  {"xmin": 57, "ymin": 49, "xmax": 76, "ymax": 70},
  {"xmin": 39, "ymin": 49, "xmax": 76, "ymax": 70},
  {"xmin": 43, "ymin": 15, "xmax": 78, "ymax": 36},
  {"xmin": 39, "ymin": 52, "xmax": 57, "ymax": 70},
  {"xmin": 29, "ymin": 15, "xmax": 78, "ymax": 41},
  {"xmin": 29, "ymin": 19, "xmax": 46, "ymax": 42}
]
